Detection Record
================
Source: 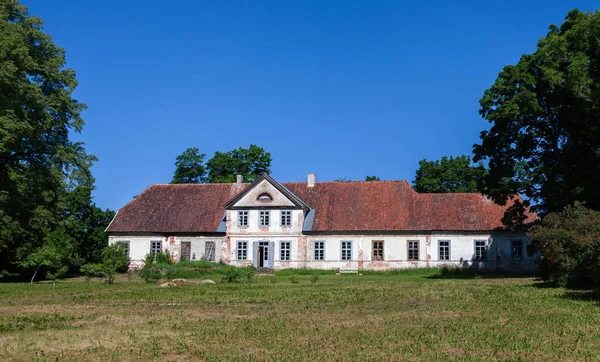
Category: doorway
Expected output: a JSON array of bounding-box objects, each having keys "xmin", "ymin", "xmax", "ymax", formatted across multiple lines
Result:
[{"xmin": 254, "ymin": 241, "xmax": 273, "ymax": 268}]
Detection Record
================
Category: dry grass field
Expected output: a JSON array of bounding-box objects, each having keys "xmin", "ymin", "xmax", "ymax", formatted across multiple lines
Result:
[{"xmin": 1, "ymin": 269, "xmax": 599, "ymax": 361}]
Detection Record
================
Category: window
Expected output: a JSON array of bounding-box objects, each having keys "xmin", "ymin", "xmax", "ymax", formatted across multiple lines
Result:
[
  {"xmin": 474, "ymin": 240, "xmax": 487, "ymax": 260},
  {"xmin": 341, "ymin": 241, "xmax": 353, "ymax": 261},
  {"xmin": 372, "ymin": 240, "xmax": 384, "ymax": 261},
  {"xmin": 314, "ymin": 241, "xmax": 325, "ymax": 260},
  {"xmin": 439, "ymin": 240, "xmax": 450, "ymax": 261},
  {"xmin": 511, "ymin": 240, "xmax": 523, "ymax": 260},
  {"xmin": 281, "ymin": 211, "xmax": 292, "ymax": 226},
  {"xmin": 257, "ymin": 193, "xmax": 273, "ymax": 201},
  {"xmin": 408, "ymin": 241, "xmax": 419, "ymax": 260},
  {"xmin": 237, "ymin": 241, "xmax": 247, "ymax": 260},
  {"xmin": 259, "ymin": 211, "xmax": 270, "ymax": 226},
  {"xmin": 122, "ymin": 241, "xmax": 130, "ymax": 256},
  {"xmin": 205, "ymin": 241, "xmax": 216, "ymax": 262},
  {"xmin": 150, "ymin": 240, "xmax": 162, "ymax": 256},
  {"xmin": 238, "ymin": 211, "xmax": 248, "ymax": 227},
  {"xmin": 280, "ymin": 241, "xmax": 291, "ymax": 261}
]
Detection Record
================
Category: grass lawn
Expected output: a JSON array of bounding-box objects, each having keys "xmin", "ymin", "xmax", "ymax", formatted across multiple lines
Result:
[{"xmin": 0, "ymin": 269, "xmax": 599, "ymax": 361}]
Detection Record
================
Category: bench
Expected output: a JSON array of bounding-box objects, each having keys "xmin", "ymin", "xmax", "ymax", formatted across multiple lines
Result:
[{"xmin": 338, "ymin": 267, "xmax": 359, "ymax": 275}]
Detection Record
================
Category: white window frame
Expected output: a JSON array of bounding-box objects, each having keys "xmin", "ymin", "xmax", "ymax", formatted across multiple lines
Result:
[
  {"xmin": 280, "ymin": 241, "xmax": 291, "ymax": 261},
  {"xmin": 313, "ymin": 241, "xmax": 325, "ymax": 261},
  {"xmin": 372, "ymin": 240, "xmax": 384, "ymax": 261},
  {"xmin": 474, "ymin": 240, "xmax": 487, "ymax": 261},
  {"xmin": 340, "ymin": 240, "xmax": 353, "ymax": 261},
  {"xmin": 237, "ymin": 241, "xmax": 248, "ymax": 260},
  {"xmin": 281, "ymin": 210, "xmax": 292, "ymax": 226},
  {"xmin": 238, "ymin": 211, "xmax": 248, "ymax": 227},
  {"xmin": 150, "ymin": 240, "xmax": 162, "ymax": 256},
  {"xmin": 438, "ymin": 240, "xmax": 450, "ymax": 261},
  {"xmin": 407, "ymin": 240, "xmax": 419, "ymax": 261},
  {"xmin": 259, "ymin": 211, "xmax": 270, "ymax": 226}
]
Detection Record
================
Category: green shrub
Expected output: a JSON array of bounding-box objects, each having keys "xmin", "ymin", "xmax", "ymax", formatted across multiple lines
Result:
[
  {"xmin": 274, "ymin": 268, "xmax": 336, "ymax": 276},
  {"xmin": 155, "ymin": 251, "xmax": 173, "ymax": 265},
  {"xmin": 221, "ymin": 266, "xmax": 256, "ymax": 283},
  {"xmin": 529, "ymin": 202, "xmax": 600, "ymax": 289},
  {"xmin": 80, "ymin": 263, "xmax": 104, "ymax": 282},
  {"xmin": 289, "ymin": 275, "xmax": 299, "ymax": 284}
]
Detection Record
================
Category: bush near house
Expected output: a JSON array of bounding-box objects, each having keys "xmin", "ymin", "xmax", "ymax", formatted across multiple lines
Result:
[
  {"xmin": 529, "ymin": 202, "xmax": 600, "ymax": 289},
  {"xmin": 140, "ymin": 256, "xmax": 251, "ymax": 282}
]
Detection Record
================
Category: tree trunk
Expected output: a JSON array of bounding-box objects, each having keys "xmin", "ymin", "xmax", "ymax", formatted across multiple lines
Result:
[{"xmin": 30, "ymin": 266, "xmax": 40, "ymax": 284}]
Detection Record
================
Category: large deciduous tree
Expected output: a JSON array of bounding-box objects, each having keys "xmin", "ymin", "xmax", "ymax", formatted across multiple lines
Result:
[
  {"xmin": 413, "ymin": 155, "xmax": 486, "ymax": 193},
  {"xmin": 171, "ymin": 147, "xmax": 207, "ymax": 184},
  {"xmin": 206, "ymin": 144, "xmax": 271, "ymax": 183},
  {"xmin": 473, "ymin": 10, "xmax": 600, "ymax": 215},
  {"xmin": 0, "ymin": 1, "xmax": 112, "ymax": 278}
]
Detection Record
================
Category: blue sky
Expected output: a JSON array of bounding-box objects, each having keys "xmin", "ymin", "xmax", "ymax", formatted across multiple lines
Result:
[{"xmin": 24, "ymin": 0, "xmax": 598, "ymax": 211}]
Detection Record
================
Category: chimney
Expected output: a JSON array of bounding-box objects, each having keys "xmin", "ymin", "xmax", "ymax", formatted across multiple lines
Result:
[
  {"xmin": 307, "ymin": 173, "xmax": 316, "ymax": 187},
  {"xmin": 236, "ymin": 175, "xmax": 243, "ymax": 184}
]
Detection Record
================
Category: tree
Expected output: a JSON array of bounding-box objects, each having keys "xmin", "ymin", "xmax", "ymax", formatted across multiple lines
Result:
[
  {"xmin": 19, "ymin": 244, "xmax": 64, "ymax": 284},
  {"xmin": 206, "ymin": 145, "xmax": 271, "ymax": 183},
  {"xmin": 413, "ymin": 155, "xmax": 486, "ymax": 193},
  {"xmin": 80, "ymin": 241, "xmax": 130, "ymax": 284},
  {"xmin": 529, "ymin": 202, "xmax": 600, "ymax": 289},
  {"xmin": 473, "ymin": 10, "xmax": 600, "ymax": 215},
  {"xmin": 171, "ymin": 147, "xmax": 207, "ymax": 184},
  {"xmin": 365, "ymin": 176, "xmax": 380, "ymax": 181},
  {"xmin": 0, "ymin": 1, "xmax": 95, "ymax": 277}
]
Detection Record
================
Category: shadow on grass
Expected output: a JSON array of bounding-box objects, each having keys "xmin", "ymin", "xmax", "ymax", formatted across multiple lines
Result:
[
  {"xmin": 531, "ymin": 280, "xmax": 600, "ymax": 303},
  {"xmin": 426, "ymin": 267, "xmax": 536, "ymax": 280}
]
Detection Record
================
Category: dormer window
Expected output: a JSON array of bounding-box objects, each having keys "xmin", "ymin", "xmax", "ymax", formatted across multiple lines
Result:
[{"xmin": 257, "ymin": 193, "xmax": 273, "ymax": 202}]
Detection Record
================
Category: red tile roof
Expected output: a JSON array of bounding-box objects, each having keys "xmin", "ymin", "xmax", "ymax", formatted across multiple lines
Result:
[{"xmin": 106, "ymin": 180, "xmax": 536, "ymax": 233}]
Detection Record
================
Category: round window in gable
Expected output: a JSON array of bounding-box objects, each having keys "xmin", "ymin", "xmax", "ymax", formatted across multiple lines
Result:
[{"xmin": 257, "ymin": 193, "xmax": 273, "ymax": 202}]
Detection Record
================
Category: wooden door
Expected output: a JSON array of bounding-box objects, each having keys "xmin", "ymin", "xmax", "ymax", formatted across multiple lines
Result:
[{"xmin": 181, "ymin": 242, "xmax": 191, "ymax": 261}]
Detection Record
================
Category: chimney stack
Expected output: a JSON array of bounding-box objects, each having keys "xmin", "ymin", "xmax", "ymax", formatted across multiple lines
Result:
[
  {"xmin": 236, "ymin": 175, "xmax": 243, "ymax": 184},
  {"xmin": 307, "ymin": 173, "xmax": 316, "ymax": 187}
]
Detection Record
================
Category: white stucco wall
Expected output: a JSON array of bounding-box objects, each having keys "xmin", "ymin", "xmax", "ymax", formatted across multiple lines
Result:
[{"xmin": 109, "ymin": 235, "xmax": 226, "ymax": 269}]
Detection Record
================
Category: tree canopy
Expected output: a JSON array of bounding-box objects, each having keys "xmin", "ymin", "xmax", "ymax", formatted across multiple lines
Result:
[
  {"xmin": 365, "ymin": 176, "xmax": 380, "ymax": 181},
  {"xmin": 171, "ymin": 147, "xmax": 206, "ymax": 184},
  {"xmin": 0, "ymin": 1, "xmax": 113, "ymax": 279},
  {"xmin": 413, "ymin": 155, "xmax": 486, "ymax": 193},
  {"xmin": 473, "ymin": 10, "xmax": 600, "ymax": 214}
]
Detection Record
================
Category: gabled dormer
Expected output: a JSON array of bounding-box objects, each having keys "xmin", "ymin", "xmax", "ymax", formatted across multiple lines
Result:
[{"xmin": 224, "ymin": 174, "xmax": 313, "ymax": 234}]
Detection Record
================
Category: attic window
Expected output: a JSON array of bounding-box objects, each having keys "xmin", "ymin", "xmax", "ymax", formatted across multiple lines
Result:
[{"xmin": 257, "ymin": 193, "xmax": 273, "ymax": 202}]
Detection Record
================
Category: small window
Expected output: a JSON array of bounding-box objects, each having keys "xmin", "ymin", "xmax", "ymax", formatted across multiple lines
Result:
[
  {"xmin": 372, "ymin": 240, "xmax": 384, "ymax": 261},
  {"xmin": 408, "ymin": 241, "xmax": 419, "ymax": 260},
  {"xmin": 280, "ymin": 241, "xmax": 291, "ymax": 261},
  {"xmin": 150, "ymin": 240, "xmax": 162, "ymax": 256},
  {"xmin": 237, "ymin": 241, "xmax": 247, "ymax": 260},
  {"xmin": 259, "ymin": 211, "xmax": 270, "ymax": 226},
  {"xmin": 474, "ymin": 240, "xmax": 487, "ymax": 260},
  {"xmin": 257, "ymin": 193, "xmax": 273, "ymax": 201},
  {"xmin": 205, "ymin": 241, "xmax": 216, "ymax": 262},
  {"xmin": 314, "ymin": 241, "xmax": 325, "ymax": 261},
  {"xmin": 341, "ymin": 241, "xmax": 353, "ymax": 261},
  {"xmin": 511, "ymin": 240, "xmax": 523, "ymax": 260},
  {"xmin": 238, "ymin": 211, "xmax": 248, "ymax": 227},
  {"xmin": 281, "ymin": 211, "xmax": 292, "ymax": 226},
  {"xmin": 439, "ymin": 240, "xmax": 450, "ymax": 261},
  {"xmin": 122, "ymin": 241, "xmax": 130, "ymax": 256}
]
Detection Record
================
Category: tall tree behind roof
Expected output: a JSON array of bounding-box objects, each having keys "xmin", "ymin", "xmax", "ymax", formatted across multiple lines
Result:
[
  {"xmin": 206, "ymin": 144, "xmax": 272, "ymax": 183},
  {"xmin": 473, "ymin": 9, "xmax": 600, "ymax": 214}
]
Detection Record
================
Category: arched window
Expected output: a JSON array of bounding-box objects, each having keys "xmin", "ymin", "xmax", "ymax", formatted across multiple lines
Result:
[{"xmin": 257, "ymin": 193, "xmax": 273, "ymax": 202}]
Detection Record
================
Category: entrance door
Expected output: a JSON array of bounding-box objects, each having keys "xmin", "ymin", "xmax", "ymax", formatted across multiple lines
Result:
[{"xmin": 253, "ymin": 241, "xmax": 274, "ymax": 268}]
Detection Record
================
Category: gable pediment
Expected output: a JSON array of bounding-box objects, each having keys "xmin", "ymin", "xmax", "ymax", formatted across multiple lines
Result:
[{"xmin": 224, "ymin": 174, "xmax": 310, "ymax": 210}]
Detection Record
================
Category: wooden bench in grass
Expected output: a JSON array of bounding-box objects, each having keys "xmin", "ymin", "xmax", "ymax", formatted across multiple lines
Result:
[{"xmin": 338, "ymin": 267, "xmax": 359, "ymax": 275}]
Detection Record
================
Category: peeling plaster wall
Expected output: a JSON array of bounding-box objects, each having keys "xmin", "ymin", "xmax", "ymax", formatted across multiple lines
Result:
[
  {"xmin": 226, "ymin": 232, "xmax": 535, "ymax": 271},
  {"xmin": 109, "ymin": 235, "xmax": 226, "ymax": 268},
  {"xmin": 110, "ymin": 231, "xmax": 534, "ymax": 272}
]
